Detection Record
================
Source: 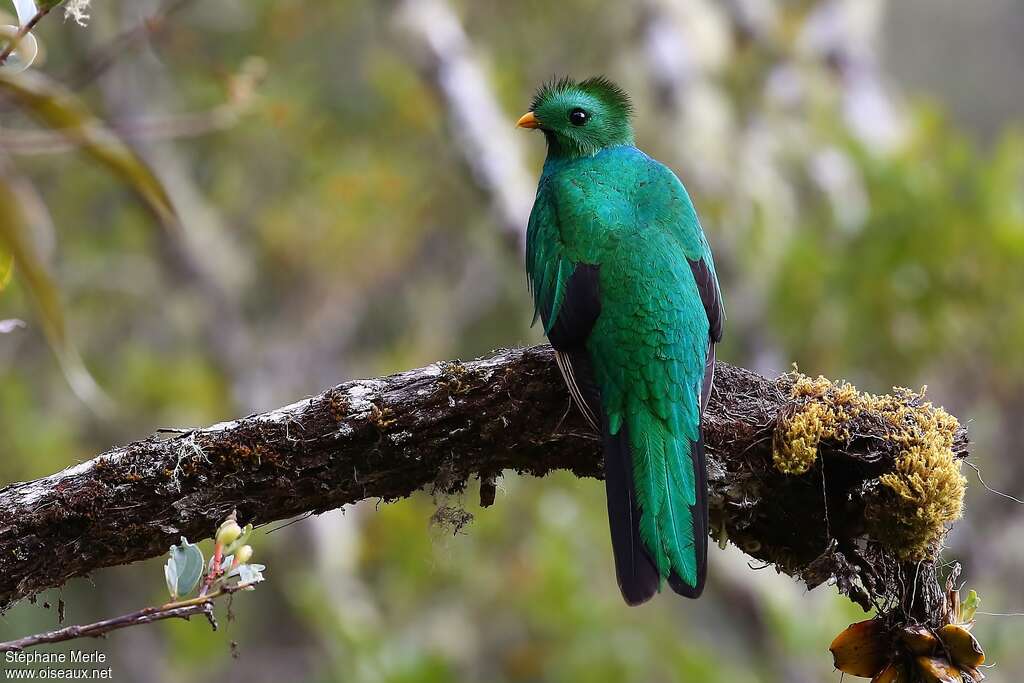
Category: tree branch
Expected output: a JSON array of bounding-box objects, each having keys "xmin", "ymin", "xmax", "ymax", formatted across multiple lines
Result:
[
  {"xmin": 0, "ymin": 345, "xmax": 969, "ymax": 618},
  {"xmin": 0, "ymin": 580, "xmax": 259, "ymax": 652}
]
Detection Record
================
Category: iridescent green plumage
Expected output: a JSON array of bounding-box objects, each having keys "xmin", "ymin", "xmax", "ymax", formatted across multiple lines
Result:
[{"xmin": 521, "ymin": 77, "xmax": 723, "ymax": 603}]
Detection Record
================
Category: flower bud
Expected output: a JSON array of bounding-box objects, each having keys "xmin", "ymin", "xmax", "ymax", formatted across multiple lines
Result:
[
  {"xmin": 216, "ymin": 520, "xmax": 242, "ymax": 547},
  {"xmin": 235, "ymin": 545, "xmax": 253, "ymax": 565}
]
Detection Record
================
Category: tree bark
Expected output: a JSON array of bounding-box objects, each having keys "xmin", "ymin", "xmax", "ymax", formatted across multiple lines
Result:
[{"xmin": 0, "ymin": 345, "xmax": 968, "ymax": 616}]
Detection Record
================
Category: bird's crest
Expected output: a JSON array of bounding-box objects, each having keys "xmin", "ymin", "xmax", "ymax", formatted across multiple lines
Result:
[{"xmin": 530, "ymin": 75, "xmax": 633, "ymax": 121}]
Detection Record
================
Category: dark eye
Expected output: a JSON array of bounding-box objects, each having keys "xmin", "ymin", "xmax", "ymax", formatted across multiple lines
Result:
[{"xmin": 569, "ymin": 108, "xmax": 589, "ymax": 126}]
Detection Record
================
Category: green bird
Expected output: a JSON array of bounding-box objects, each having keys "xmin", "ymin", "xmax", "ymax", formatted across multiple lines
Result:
[{"xmin": 518, "ymin": 77, "xmax": 723, "ymax": 603}]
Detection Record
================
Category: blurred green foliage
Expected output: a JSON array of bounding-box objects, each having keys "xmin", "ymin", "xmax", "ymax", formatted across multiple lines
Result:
[
  {"xmin": 1, "ymin": 1, "xmax": 1022, "ymax": 681},
  {"xmin": 772, "ymin": 113, "xmax": 1024, "ymax": 387}
]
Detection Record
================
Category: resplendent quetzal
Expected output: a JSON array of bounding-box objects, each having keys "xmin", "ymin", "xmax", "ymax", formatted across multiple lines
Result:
[{"xmin": 518, "ymin": 77, "xmax": 724, "ymax": 604}]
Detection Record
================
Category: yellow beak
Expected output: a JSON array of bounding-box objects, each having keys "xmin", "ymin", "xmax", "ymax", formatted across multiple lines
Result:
[{"xmin": 516, "ymin": 111, "xmax": 539, "ymax": 129}]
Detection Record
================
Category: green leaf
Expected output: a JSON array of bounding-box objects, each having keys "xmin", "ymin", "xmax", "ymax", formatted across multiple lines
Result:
[
  {"xmin": 0, "ymin": 178, "xmax": 62, "ymax": 340},
  {"xmin": 0, "ymin": 171, "xmax": 111, "ymax": 410},
  {"xmin": 168, "ymin": 537, "xmax": 204, "ymax": 598},
  {"xmin": 0, "ymin": 247, "xmax": 13, "ymax": 291},
  {"xmin": 961, "ymin": 589, "xmax": 981, "ymax": 623},
  {"xmin": 0, "ymin": 70, "xmax": 177, "ymax": 228},
  {"xmin": 163, "ymin": 556, "xmax": 179, "ymax": 600}
]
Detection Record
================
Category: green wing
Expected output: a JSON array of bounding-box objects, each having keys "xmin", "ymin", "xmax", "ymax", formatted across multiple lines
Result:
[{"xmin": 525, "ymin": 181, "xmax": 574, "ymax": 335}]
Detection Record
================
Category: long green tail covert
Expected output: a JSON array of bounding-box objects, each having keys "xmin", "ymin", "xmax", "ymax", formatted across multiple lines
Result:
[{"xmin": 518, "ymin": 77, "xmax": 724, "ymax": 604}]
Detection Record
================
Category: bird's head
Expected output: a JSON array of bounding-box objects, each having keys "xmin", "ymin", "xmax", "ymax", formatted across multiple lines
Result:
[{"xmin": 517, "ymin": 76, "xmax": 634, "ymax": 158}]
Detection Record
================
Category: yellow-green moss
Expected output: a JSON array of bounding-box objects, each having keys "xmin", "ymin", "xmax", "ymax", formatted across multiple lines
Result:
[
  {"xmin": 773, "ymin": 372, "xmax": 966, "ymax": 561},
  {"xmin": 773, "ymin": 373, "xmax": 863, "ymax": 475},
  {"xmin": 874, "ymin": 389, "xmax": 965, "ymax": 560}
]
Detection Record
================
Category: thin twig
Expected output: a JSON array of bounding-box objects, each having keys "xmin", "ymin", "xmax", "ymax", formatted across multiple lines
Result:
[
  {"xmin": 0, "ymin": 7, "xmax": 50, "ymax": 67},
  {"xmin": 0, "ymin": 581, "xmax": 259, "ymax": 652}
]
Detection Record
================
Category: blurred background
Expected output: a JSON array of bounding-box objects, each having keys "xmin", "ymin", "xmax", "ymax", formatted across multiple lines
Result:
[{"xmin": 1, "ymin": 0, "xmax": 1023, "ymax": 681}]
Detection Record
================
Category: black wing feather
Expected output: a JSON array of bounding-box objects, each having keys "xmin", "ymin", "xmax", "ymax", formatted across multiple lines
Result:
[
  {"xmin": 554, "ymin": 349, "xmax": 599, "ymax": 430},
  {"xmin": 688, "ymin": 258, "xmax": 724, "ymax": 343},
  {"xmin": 543, "ymin": 264, "xmax": 601, "ymax": 350},
  {"xmin": 605, "ymin": 422, "xmax": 660, "ymax": 604},
  {"xmin": 544, "ymin": 263, "xmax": 603, "ymax": 430},
  {"xmin": 701, "ymin": 343, "xmax": 716, "ymax": 417}
]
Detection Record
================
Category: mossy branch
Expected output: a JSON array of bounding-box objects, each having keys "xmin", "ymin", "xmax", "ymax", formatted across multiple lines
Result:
[{"xmin": 0, "ymin": 345, "xmax": 969, "ymax": 620}]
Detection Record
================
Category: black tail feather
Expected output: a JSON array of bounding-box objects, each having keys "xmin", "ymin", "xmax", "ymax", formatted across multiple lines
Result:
[
  {"xmin": 667, "ymin": 433, "xmax": 708, "ymax": 599},
  {"xmin": 602, "ymin": 423, "xmax": 659, "ymax": 605}
]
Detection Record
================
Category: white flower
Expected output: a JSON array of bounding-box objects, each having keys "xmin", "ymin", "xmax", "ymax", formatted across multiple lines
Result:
[
  {"xmin": 11, "ymin": 0, "xmax": 37, "ymax": 26},
  {"xmin": 64, "ymin": 0, "xmax": 90, "ymax": 26}
]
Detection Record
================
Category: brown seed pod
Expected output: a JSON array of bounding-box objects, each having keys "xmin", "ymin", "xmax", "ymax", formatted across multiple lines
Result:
[
  {"xmin": 871, "ymin": 662, "xmax": 908, "ymax": 683},
  {"xmin": 938, "ymin": 624, "xmax": 985, "ymax": 669},
  {"xmin": 901, "ymin": 625, "xmax": 939, "ymax": 656},
  {"xmin": 916, "ymin": 656, "xmax": 964, "ymax": 683},
  {"xmin": 830, "ymin": 619, "xmax": 887, "ymax": 678}
]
